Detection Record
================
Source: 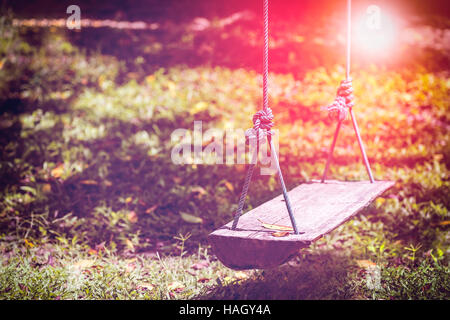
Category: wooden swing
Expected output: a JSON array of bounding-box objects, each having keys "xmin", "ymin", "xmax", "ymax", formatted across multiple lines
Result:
[{"xmin": 208, "ymin": 0, "xmax": 394, "ymax": 270}]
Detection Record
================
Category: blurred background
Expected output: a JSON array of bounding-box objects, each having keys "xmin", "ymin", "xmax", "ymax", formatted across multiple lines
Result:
[
  {"xmin": 4, "ymin": 0, "xmax": 450, "ymax": 74},
  {"xmin": 0, "ymin": 0, "xmax": 449, "ymax": 300}
]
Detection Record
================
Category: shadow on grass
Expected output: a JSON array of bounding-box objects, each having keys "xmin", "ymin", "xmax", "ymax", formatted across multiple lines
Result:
[
  {"xmin": 0, "ymin": 97, "xmax": 240, "ymax": 250},
  {"xmin": 196, "ymin": 250, "xmax": 357, "ymax": 300},
  {"xmin": 1, "ymin": 93, "xmax": 446, "ymax": 253}
]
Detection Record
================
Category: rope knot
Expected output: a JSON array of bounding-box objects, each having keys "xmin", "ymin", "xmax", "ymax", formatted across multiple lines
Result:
[
  {"xmin": 252, "ymin": 108, "xmax": 274, "ymax": 131},
  {"xmin": 327, "ymin": 78, "xmax": 354, "ymax": 122},
  {"xmin": 246, "ymin": 107, "xmax": 274, "ymax": 142}
]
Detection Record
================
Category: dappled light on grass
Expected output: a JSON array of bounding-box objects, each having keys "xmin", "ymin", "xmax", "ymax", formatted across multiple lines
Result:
[
  {"xmin": 0, "ymin": 6, "xmax": 449, "ymax": 299},
  {"xmin": 13, "ymin": 18, "xmax": 159, "ymax": 30}
]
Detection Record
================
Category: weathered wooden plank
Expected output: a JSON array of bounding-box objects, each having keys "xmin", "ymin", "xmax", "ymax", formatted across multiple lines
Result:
[{"xmin": 208, "ymin": 180, "xmax": 395, "ymax": 270}]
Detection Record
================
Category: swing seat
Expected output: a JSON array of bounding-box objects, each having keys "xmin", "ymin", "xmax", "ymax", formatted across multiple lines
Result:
[{"xmin": 208, "ymin": 180, "xmax": 395, "ymax": 270}]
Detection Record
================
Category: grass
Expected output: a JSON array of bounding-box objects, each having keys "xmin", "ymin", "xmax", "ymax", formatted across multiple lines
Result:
[
  {"xmin": 0, "ymin": 9, "xmax": 449, "ymax": 300},
  {"xmin": 0, "ymin": 240, "xmax": 238, "ymax": 300}
]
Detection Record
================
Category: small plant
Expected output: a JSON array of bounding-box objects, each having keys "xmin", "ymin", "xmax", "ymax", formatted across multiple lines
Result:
[
  {"xmin": 404, "ymin": 243, "xmax": 423, "ymax": 265},
  {"xmin": 174, "ymin": 232, "xmax": 192, "ymax": 258}
]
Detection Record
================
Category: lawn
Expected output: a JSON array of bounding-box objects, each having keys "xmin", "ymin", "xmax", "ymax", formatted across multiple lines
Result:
[{"xmin": 0, "ymin": 3, "xmax": 449, "ymax": 300}]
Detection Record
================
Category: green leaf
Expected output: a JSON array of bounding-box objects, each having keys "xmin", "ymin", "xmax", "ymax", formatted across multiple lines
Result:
[
  {"xmin": 179, "ymin": 212, "xmax": 203, "ymax": 224},
  {"xmin": 20, "ymin": 186, "xmax": 36, "ymax": 196},
  {"xmin": 257, "ymin": 219, "xmax": 293, "ymax": 231},
  {"xmin": 379, "ymin": 242, "xmax": 386, "ymax": 254}
]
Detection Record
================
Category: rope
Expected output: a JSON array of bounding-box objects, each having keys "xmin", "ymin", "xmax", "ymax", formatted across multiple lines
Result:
[
  {"xmin": 327, "ymin": 0, "xmax": 353, "ymax": 122},
  {"xmin": 246, "ymin": 0, "xmax": 274, "ymax": 141},
  {"xmin": 327, "ymin": 78, "xmax": 354, "ymax": 122},
  {"xmin": 232, "ymin": 0, "xmax": 271, "ymax": 228},
  {"xmin": 232, "ymin": 108, "xmax": 273, "ymax": 228},
  {"xmin": 346, "ymin": 0, "xmax": 352, "ymax": 80},
  {"xmin": 322, "ymin": 0, "xmax": 375, "ymax": 183},
  {"xmin": 245, "ymin": 0, "xmax": 274, "ymax": 142},
  {"xmin": 263, "ymin": 0, "xmax": 269, "ymax": 113},
  {"xmin": 232, "ymin": 0, "xmax": 300, "ymax": 234},
  {"xmin": 231, "ymin": 159, "xmax": 256, "ymax": 229}
]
